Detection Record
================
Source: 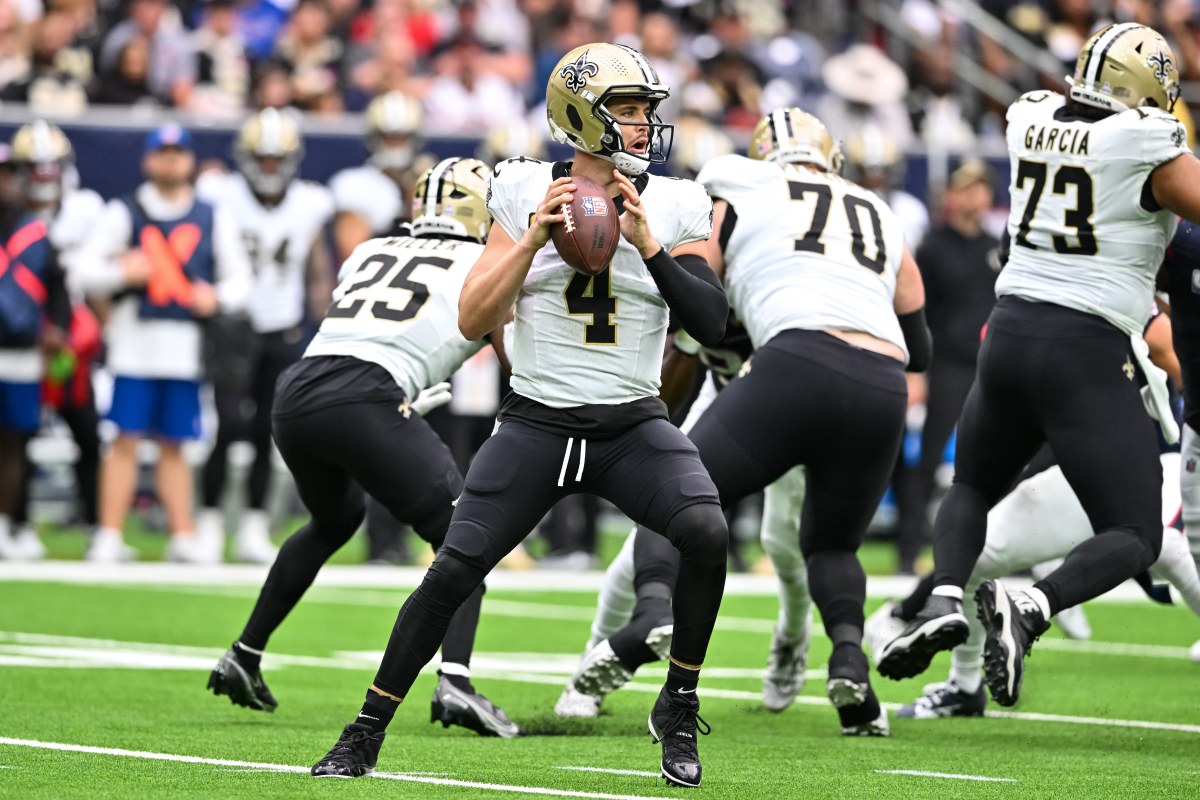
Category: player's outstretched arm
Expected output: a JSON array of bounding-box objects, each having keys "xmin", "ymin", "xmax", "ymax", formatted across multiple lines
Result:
[
  {"xmin": 1152, "ymin": 153, "xmax": 1200, "ymax": 223},
  {"xmin": 615, "ymin": 170, "xmax": 728, "ymax": 346},
  {"xmin": 459, "ymin": 177, "xmax": 574, "ymax": 340}
]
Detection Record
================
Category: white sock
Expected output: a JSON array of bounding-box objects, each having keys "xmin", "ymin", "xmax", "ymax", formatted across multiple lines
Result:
[
  {"xmin": 1025, "ymin": 587, "xmax": 1053, "ymax": 621},
  {"xmin": 932, "ymin": 585, "xmax": 964, "ymax": 602},
  {"xmin": 95, "ymin": 526, "xmax": 123, "ymax": 541},
  {"xmin": 439, "ymin": 661, "xmax": 470, "ymax": 678},
  {"xmin": 948, "ymin": 661, "xmax": 983, "ymax": 694}
]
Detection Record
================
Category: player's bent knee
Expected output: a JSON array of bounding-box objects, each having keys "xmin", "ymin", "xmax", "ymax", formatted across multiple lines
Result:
[
  {"xmin": 665, "ymin": 502, "xmax": 728, "ymax": 564},
  {"xmin": 424, "ymin": 547, "xmax": 490, "ymax": 605}
]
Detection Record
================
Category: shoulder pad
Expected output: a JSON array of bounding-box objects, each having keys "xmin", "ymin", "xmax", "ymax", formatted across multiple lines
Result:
[{"xmin": 491, "ymin": 156, "xmax": 546, "ymax": 183}]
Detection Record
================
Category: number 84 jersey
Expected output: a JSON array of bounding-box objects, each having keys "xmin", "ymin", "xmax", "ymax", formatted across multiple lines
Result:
[
  {"xmin": 998, "ymin": 90, "xmax": 1188, "ymax": 334},
  {"xmin": 305, "ymin": 233, "xmax": 487, "ymax": 400},
  {"xmin": 697, "ymin": 154, "xmax": 907, "ymax": 359}
]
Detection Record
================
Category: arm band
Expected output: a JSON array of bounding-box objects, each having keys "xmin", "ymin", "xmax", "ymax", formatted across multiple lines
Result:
[
  {"xmin": 643, "ymin": 247, "xmax": 728, "ymax": 347},
  {"xmin": 898, "ymin": 307, "xmax": 933, "ymax": 372}
]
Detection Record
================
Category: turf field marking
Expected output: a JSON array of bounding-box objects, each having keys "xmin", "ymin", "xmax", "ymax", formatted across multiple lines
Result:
[
  {"xmin": 557, "ymin": 767, "xmax": 661, "ymax": 778},
  {"xmin": 876, "ymin": 770, "xmax": 1016, "ymax": 783},
  {"xmin": 0, "ymin": 737, "xmax": 679, "ymax": 800}
]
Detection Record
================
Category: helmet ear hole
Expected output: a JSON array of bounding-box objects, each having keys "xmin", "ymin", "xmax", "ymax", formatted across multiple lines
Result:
[{"xmin": 566, "ymin": 104, "xmax": 584, "ymax": 131}]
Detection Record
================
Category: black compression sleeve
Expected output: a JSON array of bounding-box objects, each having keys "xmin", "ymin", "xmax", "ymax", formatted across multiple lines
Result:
[
  {"xmin": 898, "ymin": 307, "xmax": 933, "ymax": 372},
  {"xmin": 642, "ymin": 248, "xmax": 728, "ymax": 347}
]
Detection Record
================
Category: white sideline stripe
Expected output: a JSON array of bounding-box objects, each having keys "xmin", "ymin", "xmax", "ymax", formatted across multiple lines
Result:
[
  {"xmin": 557, "ymin": 767, "xmax": 661, "ymax": 778},
  {"xmin": 0, "ymin": 738, "xmax": 678, "ymax": 800},
  {"xmin": 0, "ymin": 561, "xmax": 1159, "ymax": 602},
  {"xmin": 876, "ymin": 769, "xmax": 1016, "ymax": 783}
]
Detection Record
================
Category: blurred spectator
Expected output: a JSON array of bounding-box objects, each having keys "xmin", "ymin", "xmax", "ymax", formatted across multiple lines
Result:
[
  {"xmin": 100, "ymin": 0, "xmax": 195, "ymax": 107},
  {"xmin": 90, "ymin": 34, "xmax": 158, "ymax": 106},
  {"xmin": 250, "ymin": 57, "xmax": 294, "ymax": 109},
  {"xmin": 68, "ymin": 125, "xmax": 252, "ymax": 564},
  {"xmin": 531, "ymin": 11, "xmax": 599, "ymax": 107},
  {"xmin": 688, "ymin": 9, "xmax": 766, "ymax": 130},
  {"xmin": 748, "ymin": 28, "xmax": 826, "ymax": 115},
  {"xmin": 893, "ymin": 159, "xmax": 1001, "ymax": 574},
  {"xmin": 1044, "ymin": 0, "xmax": 1103, "ymax": 71},
  {"xmin": 343, "ymin": 28, "xmax": 420, "ymax": 109},
  {"xmin": 1, "ymin": 7, "xmax": 92, "ymax": 115},
  {"xmin": 908, "ymin": 42, "xmax": 978, "ymax": 152},
  {"xmin": 234, "ymin": 0, "xmax": 290, "ymax": 62},
  {"xmin": 423, "ymin": 33, "xmax": 525, "ymax": 133},
  {"xmin": 0, "ymin": 0, "xmax": 30, "ymax": 91},
  {"xmin": 638, "ymin": 11, "xmax": 695, "ymax": 123},
  {"xmin": 274, "ymin": 0, "xmax": 344, "ymax": 112},
  {"xmin": 816, "ymin": 44, "xmax": 913, "ymax": 150},
  {"xmin": 189, "ymin": 0, "xmax": 251, "ymax": 118},
  {"xmin": 437, "ymin": 0, "xmax": 532, "ymax": 85}
]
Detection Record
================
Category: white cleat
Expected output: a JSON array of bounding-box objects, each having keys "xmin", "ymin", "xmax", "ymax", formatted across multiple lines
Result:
[
  {"xmin": 1190, "ymin": 639, "xmax": 1200, "ymax": 663},
  {"xmin": 86, "ymin": 531, "xmax": 137, "ymax": 563},
  {"xmin": 6, "ymin": 526, "xmax": 46, "ymax": 561},
  {"xmin": 234, "ymin": 510, "xmax": 277, "ymax": 564},
  {"xmin": 164, "ymin": 534, "xmax": 222, "ymax": 565},
  {"xmin": 554, "ymin": 683, "xmax": 602, "ymax": 718},
  {"xmin": 762, "ymin": 621, "xmax": 809, "ymax": 712},
  {"xmin": 1052, "ymin": 603, "xmax": 1092, "ymax": 641},
  {"xmin": 570, "ymin": 639, "xmax": 633, "ymax": 699},
  {"xmin": 865, "ymin": 600, "xmax": 908, "ymax": 666}
]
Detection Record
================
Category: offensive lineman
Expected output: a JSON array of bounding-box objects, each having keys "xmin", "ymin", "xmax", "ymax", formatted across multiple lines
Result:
[
  {"xmin": 309, "ymin": 43, "xmax": 730, "ymax": 788},
  {"xmin": 878, "ymin": 23, "xmax": 1200, "ymax": 707},
  {"xmin": 207, "ymin": 157, "xmax": 521, "ymax": 738},
  {"xmin": 196, "ymin": 108, "xmax": 335, "ymax": 564}
]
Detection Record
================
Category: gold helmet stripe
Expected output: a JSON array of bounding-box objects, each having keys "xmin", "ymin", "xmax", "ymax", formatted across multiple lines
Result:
[
  {"xmin": 423, "ymin": 157, "xmax": 459, "ymax": 216},
  {"xmin": 1082, "ymin": 22, "xmax": 1140, "ymax": 89}
]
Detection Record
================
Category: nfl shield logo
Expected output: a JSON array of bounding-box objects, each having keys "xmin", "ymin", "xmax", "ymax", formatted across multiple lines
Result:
[{"xmin": 581, "ymin": 196, "xmax": 608, "ymax": 216}]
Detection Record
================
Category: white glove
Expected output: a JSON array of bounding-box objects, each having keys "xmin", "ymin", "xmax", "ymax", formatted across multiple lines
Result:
[{"xmin": 410, "ymin": 382, "xmax": 452, "ymax": 416}]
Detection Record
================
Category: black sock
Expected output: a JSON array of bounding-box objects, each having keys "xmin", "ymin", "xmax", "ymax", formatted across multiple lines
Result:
[
  {"xmin": 355, "ymin": 689, "xmax": 400, "ymax": 734},
  {"xmin": 608, "ymin": 582, "xmax": 672, "ymax": 671},
  {"xmin": 666, "ymin": 660, "xmax": 699, "ymax": 695},
  {"xmin": 438, "ymin": 669, "xmax": 475, "ymax": 694},
  {"xmin": 440, "ymin": 585, "xmax": 484, "ymax": 669},
  {"xmin": 232, "ymin": 641, "xmax": 262, "ymax": 673},
  {"xmin": 896, "ymin": 574, "xmax": 936, "ymax": 622}
]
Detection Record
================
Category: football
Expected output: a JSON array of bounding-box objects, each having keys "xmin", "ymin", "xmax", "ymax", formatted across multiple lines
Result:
[{"xmin": 550, "ymin": 175, "xmax": 620, "ymax": 275}]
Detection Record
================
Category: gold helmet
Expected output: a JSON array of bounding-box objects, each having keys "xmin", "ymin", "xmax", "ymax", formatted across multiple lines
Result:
[
  {"xmin": 235, "ymin": 108, "xmax": 303, "ymax": 197},
  {"xmin": 478, "ymin": 116, "xmax": 547, "ymax": 164},
  {"xmin": 410, "ymin": 157, "xmax": 492, "ymax": 243},
  {"xmin": 671, "ymin": 115, "xmax": 733, "ymax": 179},
  {"xmin": 749, "ymin": 108, "xmax": 843, "ymax": 173},
  {"xmin": 546, "ymin": 42, "xmax": 672, "ymax": 176},
  {"xmin": 1068, "ymin": 23, "xmax": 1180, "ymax": 113},
  {"xmin": 11, "ymin": 120, "xmax": 74, "ymax": 206},
  {"xmin": 366, "ymin": 91, "xmax": 424, "ymax": 172},
  {"xmin": 843, "ymin": 123, "xmax": 902, "ymax": 188}
]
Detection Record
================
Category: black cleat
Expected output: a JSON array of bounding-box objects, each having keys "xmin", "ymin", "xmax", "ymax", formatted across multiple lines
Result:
[
  {"xmin": 898, "ymin": 680, "xmax": 987, "ymax": 719},
  {"xmin": 311, "ymin": 723, "xmax": 385, "ymax": 778},
  {"xmin": 826, "ymin": 645, "xmax": 889, "ymax": 737},
  {"xmin": 207, "ymin": 648, "xmax": 277, "ymax": 712},
  {"xmin": 430, "ymin": 676, "xmax": 522, "ymax": 738},
  {"xmin": 976, "ymin": 579, "xmax": 1049, "ymax": 707},
  {"xmin": 876, "ymin": 594, "xmax": 970, "ymax": 681},
  {"xmin": 647, "ymin": 686, "xmax": 710, "ymax": 788}
]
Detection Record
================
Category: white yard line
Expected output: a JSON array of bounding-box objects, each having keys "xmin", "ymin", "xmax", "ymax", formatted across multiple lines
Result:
[
  {"xmin": 556, "ymin": 767, "xmax": 661, "ymax": 778},
  {"xmin": 876, "ymin": 770, "xmax": 1017, "ymax": 783},
  {"xmin": 0, "ymin": 560, "xmax": 1159, "ymax": 602},
  {"xmin": 0, "ymin": 737, "xmax": 677, "ymax": 800}
]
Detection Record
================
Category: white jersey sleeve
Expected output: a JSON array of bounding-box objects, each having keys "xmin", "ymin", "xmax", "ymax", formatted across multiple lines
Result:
[
  {"xmin": 997, "ymin": 91, "xmax": 1187, "ymax": 334},
  {"xmin": 304, "ymin": 234, "xmax": 487, "ymax": 400},
  {"xmin": 329, "ymin": 165, "xmax": 404, "ymax": 235},
  {"xmin": 658, "ymin": 176, "xmax": 713, "ymax": 248},
  {"xmin": 50, "ymin": 187, "xmax": 106, "ymax": 253},
  {"xmin": 699, "ymin": 154, "xmax": 908, "ymax": 358},
  {"xmin": 485, "ymin": 157, "xmax": 543, "ymax": 242}
]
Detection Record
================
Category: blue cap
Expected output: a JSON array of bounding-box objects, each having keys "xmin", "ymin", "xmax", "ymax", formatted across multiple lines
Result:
[{"xmin": 144, "ymin": 123, "xmax": 194, "ymax": 154}]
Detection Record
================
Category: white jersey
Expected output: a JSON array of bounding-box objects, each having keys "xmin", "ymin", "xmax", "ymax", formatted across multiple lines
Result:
[
  {"xmin": 998, "ymin": 91, "xmax": 1189, "ymax": 335},
  {"xmin": 487, "ymin": 158, "xmax": 712, "ymax": 408},
  {"xmin": 197, "ymin": 172, "xmax": 334, "ymax": 333},
  {"xmin": 304, "ymin": 234, "xmax": 486, "ymax": 401},
  {"xmin": 697, "ymin": 154, "xmax": 907, "ymax": 359},
  {"xmin": 50, "ymin": 187, "xmax": 105, "ymax": 253},
  {"xmin": 328, "ymin": 164, "xmax": 404, "ymax": 235}
]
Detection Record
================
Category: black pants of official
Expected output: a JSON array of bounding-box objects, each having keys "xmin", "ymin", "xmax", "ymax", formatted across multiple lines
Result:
[
  {"xmin": 13, "ymin": 389, "xmax": 101, "ymax": 528},
  {"xmin": 369, "ymin": 414, "xmax": 728, "ymax": 698},
  {"xmin": 894, "ymin": 356, "xmax": 977, "ymax": 572},
  {"xmin": 202, "ymin": 328, "xmax": 305, "ymax": 511},
  {"xmin": 674, "ymin": 329, "xmax": 908, "ymax": 656},
  {"xmin": 237, "ymin": 361, "xmax": 483, "ymax": 669},
  {"xmin": 931, "ymin": 297, "xmax": 1163, "ymax": 614}
]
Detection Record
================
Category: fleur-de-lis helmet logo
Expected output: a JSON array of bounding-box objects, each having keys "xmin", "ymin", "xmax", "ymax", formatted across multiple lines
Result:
[
  {"xmin": 1147, "ymin": 49, "xmax": 1173, "ymax": 86},
  {"xmin": 560, "ymin": 51, "xmax": 599, "ymax": 94}
]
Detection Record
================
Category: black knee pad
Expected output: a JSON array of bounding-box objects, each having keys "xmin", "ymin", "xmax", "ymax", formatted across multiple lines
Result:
[
  {"xmin": 665, "ymin": 502, "xmax": 728, "ymax": 565},
  {"xmin": 423, "ymin": 548, "xmax": 490, "ymax": 607}
]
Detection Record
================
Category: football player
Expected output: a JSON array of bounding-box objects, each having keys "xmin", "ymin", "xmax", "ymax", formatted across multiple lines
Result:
[
  {"xmin": 328, "ymin": 91, "xmax": 425, "ymax": 262},
  {"xmin": 195, "ymin": 108, "xmax": 335, "ymax": 564},
  {"xmin": 309, "ymin": 43, "xmax": 730, "ymax": 788},
  {"xmin": 877, "ymin": 23, "xmax": 1200, "ymax": 708},
  {"xmin": 207, "ymin": 157, "xmax": 521, "ymax": 738}
]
